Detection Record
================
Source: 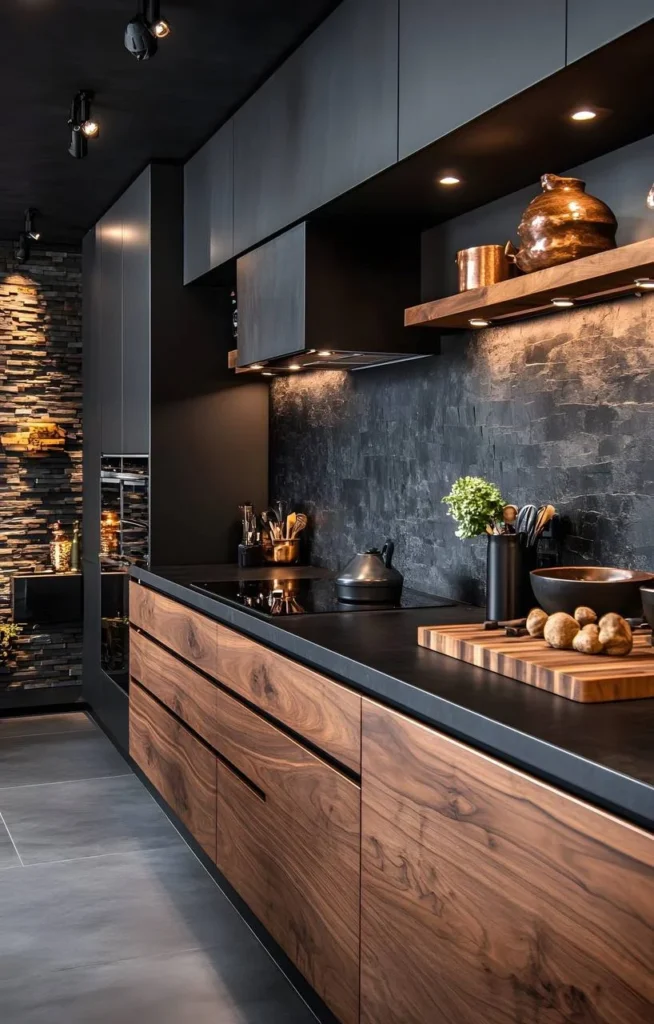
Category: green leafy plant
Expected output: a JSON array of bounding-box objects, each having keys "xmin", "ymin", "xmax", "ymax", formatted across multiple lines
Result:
[
  {"xmin": 442, "ymin": 476, "xmax": 505, "ymax": 539},
  {"xmin": 0, "ymin": 623, "xmax": 21, "ymax": 663}
]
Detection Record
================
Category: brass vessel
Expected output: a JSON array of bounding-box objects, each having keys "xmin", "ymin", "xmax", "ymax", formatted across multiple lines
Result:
[
  {"xmin": 456, "ymin": 242, "xmax": 517, "ymax": 292},
  {"xmin": 50, "ymin": 522, "xmax": 72, "ymax": 573},
  {"xmin": 515, "ymin": 174, "xmax": 617, "ymax": 273},
  {"xmin": 263, "ymin": 537, "xmax": 300, "ymax": 565}
]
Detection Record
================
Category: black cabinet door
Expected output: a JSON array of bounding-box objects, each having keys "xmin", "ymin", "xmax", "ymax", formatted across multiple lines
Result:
[
  {"xmin": 236, "ymin": 224, "xmax": 306, "ymax": 366},
  {"xmin": 184, "ymin": 120, "xmax": 234, "ymax": 283},
  {"xmin": 398, "ymin": 0, "xmax": 566, "ymax": 161},
  {"xmin": 121, "ymin": 169, "xmax": 151, "ymax": 455},
  {"xmin": 98, "ymin": 207, "xmax": 123, "ymax": 454},
  {"xmin": 82, "ymin": 228, "xmax": 101, "ymax": 561},
  {"xmin": 567, "ymin": 1, "xmax": 653, "ymax": 62},
  {"xmin": 234, "ymin": 0, "xmax": 398, "ymax": 254}
]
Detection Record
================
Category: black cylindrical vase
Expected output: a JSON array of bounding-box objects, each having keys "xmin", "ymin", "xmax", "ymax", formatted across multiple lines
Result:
[{"xmin": 486, "ymin": 534, "xmax": 536, "ymax": 622}]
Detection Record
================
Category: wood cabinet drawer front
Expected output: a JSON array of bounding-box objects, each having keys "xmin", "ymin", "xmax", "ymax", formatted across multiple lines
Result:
[
  {"xmin": 215, "ymin": 720, "xmax": 361, "ymax": 1024},
  {"xmin": 129, "ymin": 682, "xmax": 216, "ymax": 861},
  {"xmin": 129, "ymin": 583, "xmax": 216, "ymax": 674},
  {"xmin": 360, "ymin": 699, "xmax": 654, "ymax": 1024},
  {"xmin": 129, "ymin": 629, "xmax": 218, "ymax": 749},
  {"xmin": 213, "ymin": 620, "xmax": 361, "ymax": 773}
]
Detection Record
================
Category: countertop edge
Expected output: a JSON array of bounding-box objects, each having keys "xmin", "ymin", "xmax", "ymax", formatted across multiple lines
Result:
[{"xmin": 130, "ymin": 566, "xmax": 654, "ymax": 833}]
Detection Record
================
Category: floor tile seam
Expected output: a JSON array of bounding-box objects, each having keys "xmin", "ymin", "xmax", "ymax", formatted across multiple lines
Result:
[
  {"xmin": 12, "ymin": 841, "xmax": 185, "ymax": 870},
  {"xmin": 0, "ymin": 811, "xmax": 24, "ymax": 867},
  {"xmin": 0, "ymin": 772, "xmax": 133, "ymax": 794}
]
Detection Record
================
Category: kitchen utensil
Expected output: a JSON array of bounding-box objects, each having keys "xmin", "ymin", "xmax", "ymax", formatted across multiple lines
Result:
[
  {"xmin": 418, "ymin": 623, "xmax": 654, "ymax": 703},
  {"xmin": 515, "ymin": 174, "xmax": 617, "ymax": 273},
  {"xmin": 456, "ymin": 242, "xmax": 517, "ymax": 292},
  {"xmin": 502, "ymin": 504, "xmax": 519, "ymax": 533},
  {"xmin": 530, "ymin": 567, "xmax": 654, "ymax": 618},
  {"xmin": 285, "ymin": 512, "xmax": 297, "ymax": 539},
  {"xmin": 290, "ymin": 513, "xmax": 308, "ymax": 538},
  {"xmin": 336, "ymin": 539, "xmax": 404, "ymax": 603},
  {"xmin": 516, "ymin": 504, "xmax": 537, "ymax": 542},
  {"xmin": 533, "ymin": 503, "xmax": 555, "ymax": 540}
]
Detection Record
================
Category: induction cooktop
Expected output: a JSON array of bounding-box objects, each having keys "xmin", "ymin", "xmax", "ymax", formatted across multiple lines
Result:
[{"xmin": 191, "ymin": 578, "xmax": 456, "ymax": 618}]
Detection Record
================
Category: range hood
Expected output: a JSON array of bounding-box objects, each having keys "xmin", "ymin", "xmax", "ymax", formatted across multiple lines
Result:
[{"xmin": 229, "ymin": 221, "xmax": 435, "ymax": 374}]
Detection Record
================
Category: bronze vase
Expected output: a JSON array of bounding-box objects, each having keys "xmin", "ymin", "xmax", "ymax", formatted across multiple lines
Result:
[{"xmin": 515, "ymin": 173, "xmax": 617, "ymax": 274}]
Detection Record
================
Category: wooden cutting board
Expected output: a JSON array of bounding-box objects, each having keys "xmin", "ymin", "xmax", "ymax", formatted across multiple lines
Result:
[{"xmin": 417, "ymin": 623, "xmax": 654, "ymax": 702}]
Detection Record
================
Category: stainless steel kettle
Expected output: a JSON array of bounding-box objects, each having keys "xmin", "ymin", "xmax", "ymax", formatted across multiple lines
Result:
[{"xmin": 335, "ymin": 539, "xmax": 404, "ymax": 603}]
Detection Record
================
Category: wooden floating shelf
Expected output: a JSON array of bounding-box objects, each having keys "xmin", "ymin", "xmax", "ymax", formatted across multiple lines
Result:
[{"xmin": 405, "ymin": 238, "xmax": 654, "ymax": 331}]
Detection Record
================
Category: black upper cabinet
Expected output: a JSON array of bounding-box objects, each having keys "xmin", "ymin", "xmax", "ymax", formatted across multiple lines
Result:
[
  {"xmin": 98, "ymin": 205, "xmax": 123, "ymax": 454},
  {"xmin": 566, "ymin": 1, "xmax": 654, "ymax": 62},
  {"xmin": 398, "ymin": 0, "xmax": 566, "ymax": 161},
  {"xmin": 237, "ymin": 225, "xmax": 307, "ymax": 366},
  {"xmin": 234, "ymin": 0, "xmax": 399, "ymax": 254},
  {"xmin": 183, "ymin": 121, "xmax": 234, "ymax": 283},
  {"xmin": 121, "ymin": 171, "xmax": 151, "ymax": 455}
]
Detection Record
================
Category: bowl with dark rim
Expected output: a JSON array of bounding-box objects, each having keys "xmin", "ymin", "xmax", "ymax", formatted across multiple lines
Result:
[
  {"xmin": 640, "ymin": 588, "xmax": 654, "ymax": 631},
  {"xmin": 530, "ymin": 567, "xmax": 654, "ymax": 619}
]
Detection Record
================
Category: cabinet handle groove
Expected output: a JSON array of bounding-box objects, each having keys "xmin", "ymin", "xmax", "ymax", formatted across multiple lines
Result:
[{"xmin": 216, "ymin": 749, "xmax": 266, "ymax": 803}]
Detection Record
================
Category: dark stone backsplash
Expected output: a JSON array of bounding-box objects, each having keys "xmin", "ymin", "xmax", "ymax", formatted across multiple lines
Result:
[{"xmin": 270, "ymin": 295, "xmax": 654, "ymax": 605}]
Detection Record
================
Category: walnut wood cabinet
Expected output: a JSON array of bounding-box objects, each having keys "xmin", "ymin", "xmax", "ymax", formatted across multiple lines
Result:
[{"xmin": 360, "ymin": 698, "xmax": 654, "ymax": 1024}]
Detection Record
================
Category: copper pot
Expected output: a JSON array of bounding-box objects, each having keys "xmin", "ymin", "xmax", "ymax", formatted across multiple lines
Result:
[
  {"xmin": 516, "ymin": 174, "xmax": 617, "ymax": 274},
  {"xmin": 456, "ymin": 242, "xmax": 517, "ymax": 292}
]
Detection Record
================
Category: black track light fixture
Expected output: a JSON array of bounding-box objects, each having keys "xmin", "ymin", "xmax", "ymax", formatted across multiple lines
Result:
[
  {"xmin": 125, "ymin": 0, "xmax": 170, "ymax": 61},
  {"xmin": 16, "ymin": 209, "xmax": 38, "ymax": 263},
  {"xmin": 68, "ymin": 91, "xmax": 98, "ymax": 159}
]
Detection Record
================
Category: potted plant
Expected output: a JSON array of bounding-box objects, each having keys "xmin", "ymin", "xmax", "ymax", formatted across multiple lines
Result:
[{"xmin": 442, "ymin": 476, "xmax": 533, "ymax": 621}]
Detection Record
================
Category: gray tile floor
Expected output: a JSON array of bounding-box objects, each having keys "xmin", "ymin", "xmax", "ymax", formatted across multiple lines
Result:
[{"xmin": 0, "ymin": 711, "xmax": 317, "ymax": 1024}]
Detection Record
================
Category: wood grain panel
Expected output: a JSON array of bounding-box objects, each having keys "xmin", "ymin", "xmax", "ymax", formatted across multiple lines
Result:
[
  {"xmin": 214, "ymin": 692, "xmax": 360, "ymax": 1024},
  {"xmin": 360, "ymin": 698, "xmax": 654, "ymax": 1024},
  {"xmin": 213, "ymin": 619, "xmax": 361, "ymax": 772},
  {"xmin": 129, "ymin": 681, "xmax": 216, "ymax": 860},
  {"xmin": 129, "ymin": 583, "xmax": 216, "ymax": 675},
  {"xmin": 418, "ymin": 622, "xmax": 654, "ymax": 702},
  {"xmin": 405, "ymin": 238, "xmax": 654, "ymax": 330},
  {"xmin": 129, "ymin": 628, "xmax": 217, "ymax": 748}
]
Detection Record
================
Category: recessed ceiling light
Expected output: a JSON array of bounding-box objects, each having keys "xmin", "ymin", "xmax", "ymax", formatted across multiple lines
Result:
[
  {"xmin": 317, "ymin": 350, "xmax": 333, "ymax": 357},
  {"xmin": 469, "ymin": 317, "xmax": 490, "ymax": 327},
  {"xmin": 551, "ymin": 297, "xmax": 575, "ymax": 307},
  {"xmin": 635, "ymin": 278, "xmax": 654, "ymax": 290},
  {"xmin": 570, "ymin": 109, "xmax": 597, "ymax": 122},
  {"xmin": 439, "ymin": 176, "xmax": 461, "ymax": 186},
  {"xmin": 288, "ymin": 364, "xmax": 301, "ymax": 371}
]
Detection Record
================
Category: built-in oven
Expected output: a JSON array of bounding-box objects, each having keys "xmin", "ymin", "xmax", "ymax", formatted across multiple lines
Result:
[{"xmin": 100, "ymin": 456, "xmax": 149, "ymax": 692}]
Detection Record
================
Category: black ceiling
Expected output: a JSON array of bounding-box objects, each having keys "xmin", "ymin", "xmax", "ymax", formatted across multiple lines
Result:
[{"xmin": 0, "ymin": 0, "xmax": 340, "ymax": 244}]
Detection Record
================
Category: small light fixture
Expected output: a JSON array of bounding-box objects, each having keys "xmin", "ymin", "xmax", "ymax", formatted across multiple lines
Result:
[
  {"xmin": 125, "ymin": 0, "xmax": 170, "ymax": 60},
  {"xmin": 16, "ymin": 233, "xmax": 30, "ymax": 263},
  {"xmin": 25, "ymin": 208, "xmax": 40, "ymax": 241},
  {"xmin": 469, "ymin": 317, "xmax": 490, "ymax": 328},
  {"xmin": 68, "ymin": 91, "xmax": 98, "ymax": 158},
  {"xmin": 317, "ymin": 350, "xmax": 333, "ymax": 357},
  {"xmin": 288, "ymin": 364, "xmax": 301, "ymax": 371},
  {"xmin": 647, "ymin": 184, "xmax": 654, "ymax": 210},
  {"xmin": 262, "ymin": 372, "xmax": 273, "ymax": 377},
  {"xmin": 635, "ymin": 278, "xmax": 654, "ymax": 290},
  {"xmin": 439, "ymin": 175, "xmax": 461, "ymax": 186},
  {"xmin": 551, "ymin": 296, "xmax": 575, "ymax": 308},
  {"xmin": 570, "ymin": 109, "xmax": 597, "ymax": 122},
  {"xmin": 250, "ymin": 364, "xmax": 264, "ymax": 370}
]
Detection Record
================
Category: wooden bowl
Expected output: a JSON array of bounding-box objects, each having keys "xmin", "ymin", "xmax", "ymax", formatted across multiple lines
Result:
[{"xmin": 530, "ymin": 566, "xmax": 654, "ymax": 618}]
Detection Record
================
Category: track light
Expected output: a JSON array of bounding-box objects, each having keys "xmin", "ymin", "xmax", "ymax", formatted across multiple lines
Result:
[
  {"xmin": 25, "ymin": 208, "xmax": 40, "ymax": 241},
  {"xmin": 125, "ymin": 0, "xmax": 170, "ymax": 60},
  {"xmin": 16, "ymin": 209, "xmax": 39, "ymax": 262},
  {"xmin": 68, "ymin": 91, "xmax": 98, "ymax": 158}
]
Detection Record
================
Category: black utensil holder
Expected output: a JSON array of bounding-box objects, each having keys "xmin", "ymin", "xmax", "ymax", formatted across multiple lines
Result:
[{"xmin": 486, "ymin": 534, "xmax": 537, "ymax": 622}]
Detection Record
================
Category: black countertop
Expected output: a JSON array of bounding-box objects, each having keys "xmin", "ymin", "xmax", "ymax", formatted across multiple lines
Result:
[{"xmin": 131, "ymin": 564, "xmax": 654, "ymax": 832}]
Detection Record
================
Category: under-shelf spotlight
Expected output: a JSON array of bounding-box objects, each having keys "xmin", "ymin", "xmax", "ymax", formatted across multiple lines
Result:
[
  {"xmin": 250, "ymin": 364, "xmax": 264, "ymax": 370},
  {"xmin": 634, "ymin": 278, "xmax": 654, "ymax": 291},
  {"xmin": 469, "ymin": 317, "xmax": 490, "ymax": 328},
  {"xmin": 551, "ymin": 296, "xmax": 575, "ymax": 308},
  {"xmin": 570, "ymin": 108, "xmax": 597, "ymax": 122},
  {"xmin": 438, "ymin": 175, "xmax": 461, "ymax": 186},
  {"xmin": 317, "ymin": 350, "xmax": 333, "ymax": 357},
  {"xmin": 288, "ymin": 364, "xmax": 301, "ymax": 371}
]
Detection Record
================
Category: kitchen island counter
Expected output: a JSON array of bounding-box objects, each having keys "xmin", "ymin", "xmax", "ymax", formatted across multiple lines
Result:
[{"xmin": 131, "ymin": 564, "xmax": 654, "ymax": 832}]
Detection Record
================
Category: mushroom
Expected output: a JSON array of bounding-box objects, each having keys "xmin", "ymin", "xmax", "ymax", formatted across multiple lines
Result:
[
  {"xmin": 574, "ymin": 606, "xmax": 597, "ymax": 628},
  {"xmin": 526, "ymin": 607, "xmax": 548, "ymax": 638},
  {"xmin": 543, "ymin": 612, "xmax": 580, "ymax": 650},
  {"xmin": 598, "ymin": 613, "xmax": 633, "ymax": 656},
  {"xmin": 573, "ymin": 623, "xmax": 604, "ymax": 655}
]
